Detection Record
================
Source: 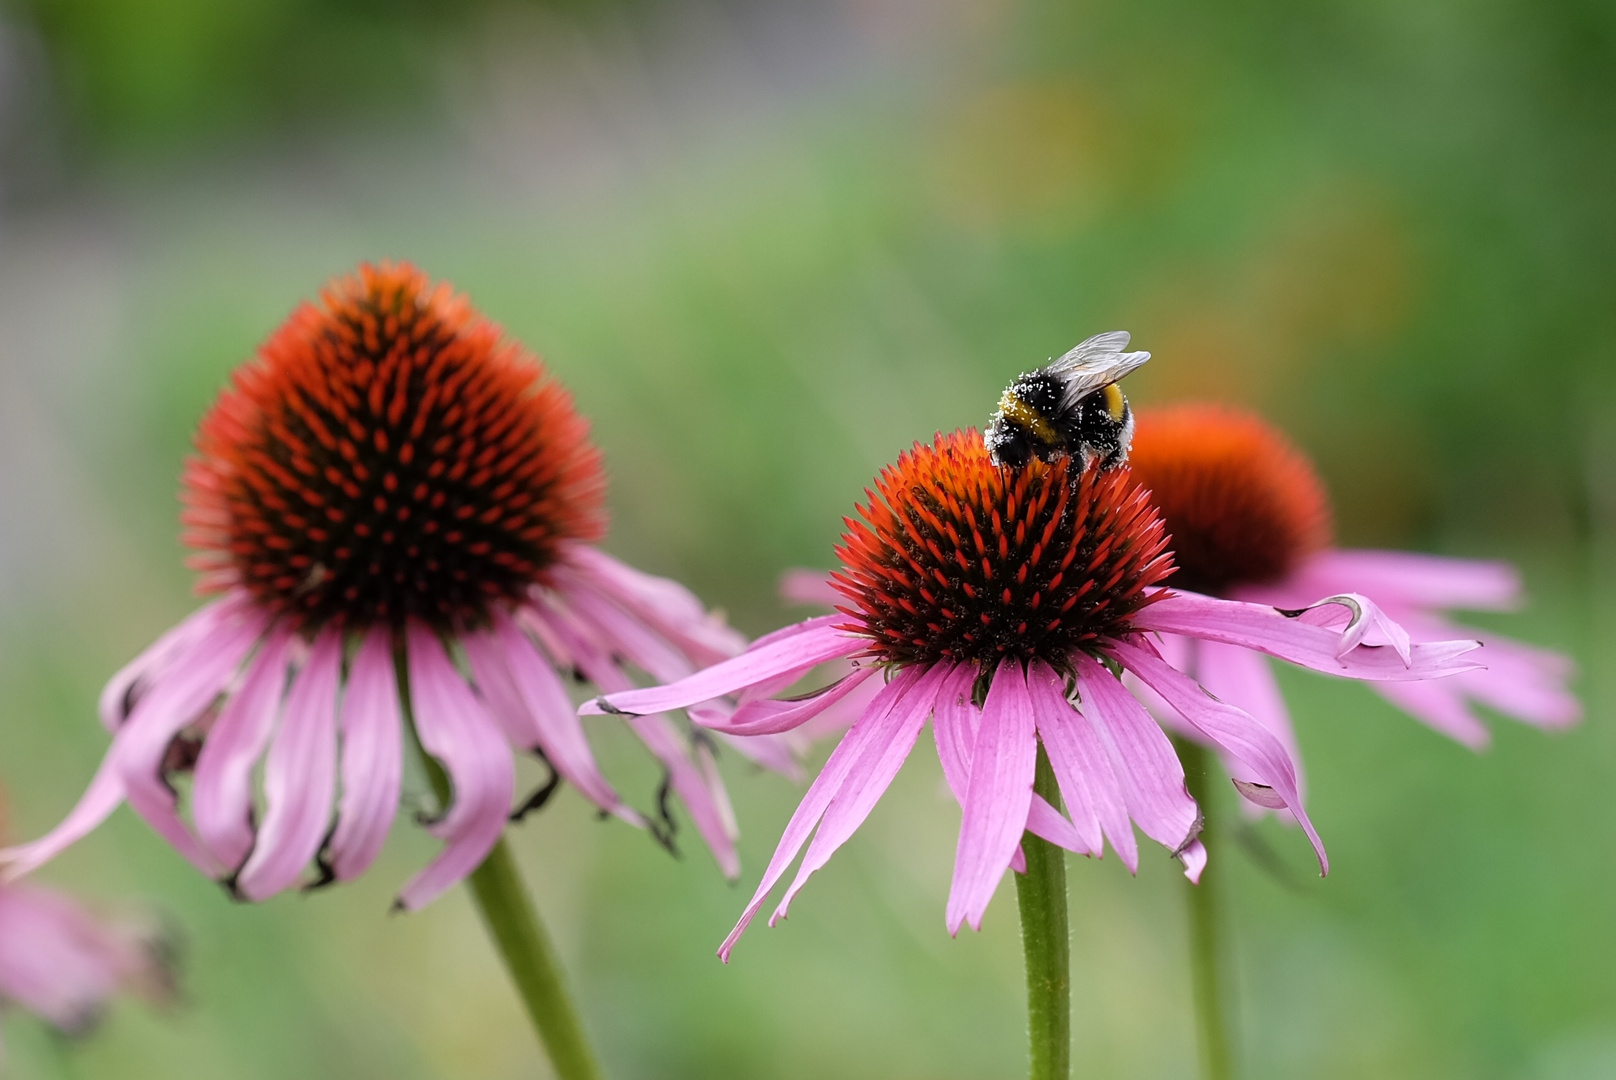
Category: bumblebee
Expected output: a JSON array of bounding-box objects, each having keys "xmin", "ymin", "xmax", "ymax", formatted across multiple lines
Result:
[{"xmin": 983, "ymin": 331, "xmax": 1150, "ymax": 471}]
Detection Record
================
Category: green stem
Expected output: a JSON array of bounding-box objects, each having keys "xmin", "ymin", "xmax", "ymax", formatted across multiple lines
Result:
[
  {"xmin": 1016, "ymin": 742, "xmax": 1071, "ymax": 1080},
  {"xmin": 398, "ymin": 648, "xmax": 606, "ymax": 1080},
  {"xmin": 1174, "ymin": 737, "xmax": 1235, "ymax": 1080}
]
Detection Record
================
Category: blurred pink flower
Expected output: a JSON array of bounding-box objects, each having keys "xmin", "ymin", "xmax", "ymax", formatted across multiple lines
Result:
[
  {"xmin": 2, "ymin": 263, "xmax": 779, "ymax": 909},
  {"xmin": 1127, "ymin": 405, "xmax": 1579, "ymax": 800},
  {"xmin": 0, "ymin": 879, "xmax": 174, "ymax": 1049},
  {"xmin": 586, "ymin": 431, "xmax": 1479, "ymax": 959}
]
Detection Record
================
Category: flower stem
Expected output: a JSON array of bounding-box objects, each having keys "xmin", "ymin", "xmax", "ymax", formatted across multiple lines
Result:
[
  {"xmin": 1174, "ymin": 736, "xmax": 1235, "ymax": 1080},
  {"xmin": 398, "ymin": 647, "xmax": 606, "ymax": 1080},
  {"xmin": 1016, "ymin": 742, "xmax": 1071, "ymax": 1080}
]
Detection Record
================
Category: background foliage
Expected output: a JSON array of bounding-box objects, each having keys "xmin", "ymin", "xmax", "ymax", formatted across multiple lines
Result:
[{"xmin": 0, "ymin": 0, "xmax": 1610, "ymax": 1076}]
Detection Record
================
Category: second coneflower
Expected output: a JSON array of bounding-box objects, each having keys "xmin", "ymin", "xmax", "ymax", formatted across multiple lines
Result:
[
  {"xmin": 586, "ymin": 428, "xmax": 1480, "ymax": 958},
  {"xmin": 0, "ymin": 261, "xmax": 773, "ymax": 1079}
]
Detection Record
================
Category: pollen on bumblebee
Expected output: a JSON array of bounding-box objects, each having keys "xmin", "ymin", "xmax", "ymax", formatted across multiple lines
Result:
[
  {"xmin": 831, "ymin": 429, "xmax": 1174, "ymax": 669},
  {"xmin": 180, "ymin": 261, "xmax": 606, "ymax": 633},
  {"xmin": 1127, "ymin": 404, "xmax": 1333, "ymax": 597}
]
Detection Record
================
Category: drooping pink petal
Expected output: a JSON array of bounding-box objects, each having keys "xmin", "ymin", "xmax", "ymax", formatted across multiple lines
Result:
[
  {"xmin": 715, "ymin": 730, "xmax": 803, "ymax": 781},
  {"xmin": 556, "ymin": 544, "xmax": 747, "ymax": 665},
  {"xmin": 581, "ymin": 616, "xmax": 859, "ymax": 717},
  {"xmin": 770, "ymin": 663, "xmax": 949, "ymax": 926},
  {"xmin": 1369, "ymin": 679, "xmax": 1492, "ymax": 749},
  {"xmin": 946, "ymin": 660, "xmax": 1039, "ymax": 933},
  {"xmin": 116, "ymin": 607, "xmax": 267, "ymax": 876},
  {"xmin": 1071, "ymin": 652, "xmax": 1201, "ymax": 855},
  {"xmin": 1133, "ymin": 591, "xmax": 1478, "ymax": 680},
  {"xmin": 629, "ymin": 712, "xmax": 742, "ymax": 879},
  {"xmin": 706, "ymin": 667, "xmax": 879, "ymax": 736},
  {"xmin": 396, "ymin": 624, "xmax": 516, "ymax": 911},
  {"xmin": 779, "ymin": 568, "xmax": 842, "ymax": 608},
  {"xmin": 491, "ymin": 612, "xmax": 639, "ymax": 824},
  {"xmin": 556, "ymin": 576, "xmax": 697, "ymax": 685},
  {"xmin": 1282, "ymin": 549, "xmax": 1522, "ymax": 612},
  {"xmin": 1285, "ymin": 594, "xmax": 1412, "ymax": 664},
  {"xmin": 930, "ymin": 663, "xmax": 980, "ymax": 805},
  {"xmin": 1178, "ymin": 840, "xmax": 1207, "ymax": 883},
  {"xmin": 1449, "ymin": 638, "xmax": 1581, "ymax": 730},
  {"xmin": 192, "ymin": 627, "xmax": 294, "ymax": 872},
  {"xmin": 717, "ymin": 665, "xmax": 927, "ymax": 962},
  {"xmin": 930, "ymin": 664, "xmax": 1092, "ymax": 856},
  {"xmin": 326, "ymin": 626, "xmax": 404, "ymax": 882},
  {"xmin": 97, "ymin": 593, "xmax": 249, "ymax": 732},
  {"xmin": 0, "ymin": 885, "xmax": 144, "ymax": 1031},
  {"xmin": 236, "ymin": 627, "xmax": 343, "ymax": 900},
  {"xmin": 0, "ymin": 753, "xmax": 125, "ymax": 880},
  {"xmin": 1027, "ymin": 660, "xmax": 1134, "ymax": 871},
  {"xmin": 1113, "ymin": 638, "xmax": 1329, "ymax": 874},
  {"xmin": 1189, "ymin": 641, "xmax": 1305, "ymax": 799}
]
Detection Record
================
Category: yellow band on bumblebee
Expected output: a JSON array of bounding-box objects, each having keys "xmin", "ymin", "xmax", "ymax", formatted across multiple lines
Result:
[{"xmin": 996, "ymin": 391, "xmax": 1061, "ymax": 446}]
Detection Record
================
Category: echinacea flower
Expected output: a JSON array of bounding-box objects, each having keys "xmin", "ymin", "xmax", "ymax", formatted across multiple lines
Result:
[
  {"xmin": 2, "ymin": 262, "xmax": 768, "ymax": 909},
  {"xmin": 1125, "ymin": 404, "xmax": 1579, "ymax": 793},
  {"xmin": 0, "ymin": 878, "xmax": 175, "ymax": 1052},
  {"xmin": 586, "ymin": 429, "xmax": 1480, "ymax": 958}
]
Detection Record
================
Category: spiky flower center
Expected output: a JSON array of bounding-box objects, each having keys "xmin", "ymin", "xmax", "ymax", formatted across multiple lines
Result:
[
  {"xmin": 831, "ymin": 429, "xmax": 1173, "ymax": 669},
  {"xmin": 182, "ymin": 262, "xmax": 605, "ymax": 633},
  {"xmin": 1127, "ymin": 405, "xmax": 1332, "ymax": 597}
]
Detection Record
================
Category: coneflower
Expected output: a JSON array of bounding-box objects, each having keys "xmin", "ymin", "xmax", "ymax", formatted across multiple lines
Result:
[
  {"xmin": 2, "ymin": 262, "xmax": 771, "ymax": 1079},
  {"xmin": 586, "ymin": 429, "xmax": 1478, "ymax": 950}
]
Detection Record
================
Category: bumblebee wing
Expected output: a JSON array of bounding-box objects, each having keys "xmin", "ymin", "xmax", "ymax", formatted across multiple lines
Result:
[{"xmin": 1048, "ymin": 331, "xmax": 1151, "ymax": 411}]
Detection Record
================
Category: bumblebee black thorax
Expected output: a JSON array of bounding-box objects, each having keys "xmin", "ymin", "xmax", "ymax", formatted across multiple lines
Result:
[{"xmin": 985, "ymin": 369, "xmax": 1132, "ymax": 471}]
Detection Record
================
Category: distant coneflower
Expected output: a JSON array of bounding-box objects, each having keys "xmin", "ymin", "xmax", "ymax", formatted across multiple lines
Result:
[
  {"xmin": 586, "ymin": 429, "xmax": 1479, "ymax": 959},
  {"xmin": 2, "ymin": 262, "xmax": 767, "ymax": 910},
  {"xmin": 1126, "ymin": 404, "xmax": 1578, "ymax": 791}
]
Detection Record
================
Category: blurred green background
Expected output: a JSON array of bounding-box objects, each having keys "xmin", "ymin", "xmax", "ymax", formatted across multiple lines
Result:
[{"xmin": 0, "ymin": 0, "xmax": 1611, "ymax": 1076}]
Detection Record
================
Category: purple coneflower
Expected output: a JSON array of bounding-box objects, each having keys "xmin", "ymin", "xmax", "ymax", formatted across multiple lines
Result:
[
  {"xmin": 0, "ymin": 878, "xmax": 174, "ymax": 1052},
  {"xmin": 1126, "ymin": 404, "xmax": 1579, "ymax": 795},
  {"xmin": 1, "ymin": 262, "xmax": 761, "ymax": 911},
  {"xmin": 586, "ymin": 428, "xmax": 1480, "ymax": 959}
]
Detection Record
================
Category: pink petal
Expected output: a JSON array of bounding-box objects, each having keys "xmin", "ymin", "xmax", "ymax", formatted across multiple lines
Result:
[
  {"xmin": 557, "ymin": 544, "xmax": 747, "ymax": 665},
  {"xmin": 236, "ymin": 627, "xmax": 343, "ymax": 900},
  {"xmin": 192, "ymin": 628, "xmax": 295, "ymax": 872},
  {"xmin": 1027, "ymin": 660, "xmax": 1134, "ymax": 871},
  {"xmin": 1178, "ymin": 840, "xmax": 1207, "ymax": 884},
  {"xmin": 770, "ymin": 663, "xmax": 949, "ymax": 927},
  {"xmin": 1024, "ymin": 796, "xmax": 1095, "ymax": 855},
  {"xmin": 930, "ymin": 664, "xmax": 981, "ymax": 804},
  {"xmin": 1370, "ymin": 680, "xmax": 1492, "ymax": 749},
  {"xmin": 930, "ymin": 665, "xmax": 1089, "ymax": 855},
  {"xmin": 1113, "ymin": 638, "xmax": 1329, "ymax": 874},
  {"xmin": 1191, "ymin": 640, "xmax": 1305, "ymax": 800},
  {"xmin": 716, "ymin": 665, "xmax": 931, "ymax": 962},
  {"xmin": 715, "ymin": 731, "xmax": 804, "ymax": 781},
  {"xmin": 326, "ymin": 626, "xmax": 404, "ymax": 882},
  {"xmin": 1286, "ymin": 549, "xmax": 1522, "ymax": 612},
  {"xmin": 629, "ymin": 713, "xmax": 742, "ymax": 879},
  {"xmin": 117, "ymin": 608, "xmax": 267, "ymax": 877},
  {"xmin": 1452, "ymin": 637, "xmax": 1581, "ymax": 730},
  {"xmin": 1286, "ymin": 594, "xmax": 1412, "ymax": 664},
  {"xmin": 0, "ymin": 885, "xmax": 132, "ymax": 1030},
  {"xmin": 492, "ymin": 612, "xmax": 639, "ymax": 824},
  {"xmin": 396, "ymin": 624, "xmax": 516, "ymax": 911},
  {"xmin": 97, "ymin": 593, "xmax": 250, "ymax": 732},
  {"xmin": 555, "ymin": 577, "xmax": 697, "ymax": 685},
  {"xmin": 1133, "ymin": 591, "xmax": 1478, "ymax": 680},
  {"xmin": 946, "ymin": 660, "xmax": 1039, "ymax": 934},
  {"xmin": 779, "ymin": 568, "xmax": 842, "ymax": 607},
  {"xmin": 0, "ymin": 753, "xmax": 125, "ymax": 880},
  {"xmin": 581, "ymin": 616, "xmax": 859, "ymax": 717},
  {"xmin": 1071, "ymin": 653, "xmax": 1201, "ymax": 854},
  {"xmin": 707, "ymin": 667, "xmax": 880, "ymax": 736}
]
